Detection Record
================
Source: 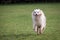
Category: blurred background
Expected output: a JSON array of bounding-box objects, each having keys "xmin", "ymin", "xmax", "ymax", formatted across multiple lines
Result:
[{"xmin": 0, "ymin": 0, "xmax": 60, "ymax": 4}]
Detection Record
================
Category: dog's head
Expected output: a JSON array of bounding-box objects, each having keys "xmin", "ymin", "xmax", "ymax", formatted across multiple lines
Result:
[{"xmin": 32, "ymin": 9, "xmax": 42, "ymax": 16}]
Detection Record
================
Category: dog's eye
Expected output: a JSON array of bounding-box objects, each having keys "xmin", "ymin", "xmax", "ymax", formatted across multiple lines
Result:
[
  {"xmin": 37, "ymin": 12, "xmax": 39, "ymax": 13},
  {"xmin": 34, "ymin": 12, "xmax": 36, "ymax": 13}
]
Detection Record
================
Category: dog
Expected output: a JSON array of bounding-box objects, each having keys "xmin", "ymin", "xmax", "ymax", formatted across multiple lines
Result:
[{"xmin": 32, "ymin": 9, "xmax": 46, "ymax": 34}]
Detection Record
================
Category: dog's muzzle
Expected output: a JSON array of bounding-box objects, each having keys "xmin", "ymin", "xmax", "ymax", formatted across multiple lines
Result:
[
  {"xmin": 35, "ymin": 14, "xmax": 41, "ymax": 16},
  {"xmin": 36, "ymin": 14, "xmax": 37, "ymax": 16}
]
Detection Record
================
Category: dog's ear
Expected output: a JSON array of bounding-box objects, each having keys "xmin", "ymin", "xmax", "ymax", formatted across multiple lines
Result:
[
  {"xmin": 32, "ymin": 11, "xmax": 34, "ymax": 16},
  {"xmin": 39, "ymin": 10, "xmax": 42, "ymax": 16},
  {"xmin": 40, "ymin": 10, "xmax": 44, "ymax": 15}
]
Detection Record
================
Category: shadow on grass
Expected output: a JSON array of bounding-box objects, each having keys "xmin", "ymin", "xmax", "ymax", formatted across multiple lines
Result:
[{"xmin": 0, "ymin": 33, "xmax": 37, "ymax": 40}]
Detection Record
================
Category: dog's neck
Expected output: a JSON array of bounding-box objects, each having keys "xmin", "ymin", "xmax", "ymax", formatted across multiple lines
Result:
[
  {"xmin": 35, "ymin": 15, "xmax": 41, "ymax": 26},
  {"xmin": 35, "ymin": 15, "xmax": 40, "ymax": 21}
]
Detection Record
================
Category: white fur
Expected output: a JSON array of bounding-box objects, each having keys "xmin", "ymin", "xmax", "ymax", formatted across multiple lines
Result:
[{"xmin": 32, "ymin": 9, "xmax": 46, "ymax": 34}]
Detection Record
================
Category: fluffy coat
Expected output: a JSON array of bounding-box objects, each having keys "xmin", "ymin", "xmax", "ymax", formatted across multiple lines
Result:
[{"xmin": 32, "ymin": 9, "xmax": 46, "ymax": 34}]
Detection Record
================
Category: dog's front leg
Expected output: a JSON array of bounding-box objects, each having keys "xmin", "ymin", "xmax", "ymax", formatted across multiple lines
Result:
[
  {"xmin": 33, "ymin": 24, "xmax": 37, "ymax": 32},
  {"xmin": 37, "ymin": 27, "xmax": 40, "ymax": 35},
  {"xmin": 37, "ymin": 26, "xmax": 41, "ymax": 35},
  {"xmin": 40, "ymin": 27, "xmax": 44, "ymax": 34}
]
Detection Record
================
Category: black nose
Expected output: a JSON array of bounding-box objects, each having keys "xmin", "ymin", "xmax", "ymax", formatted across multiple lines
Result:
[{"xmin": 36, "ymin": 14, "xmax": 37, "ymax": 15}]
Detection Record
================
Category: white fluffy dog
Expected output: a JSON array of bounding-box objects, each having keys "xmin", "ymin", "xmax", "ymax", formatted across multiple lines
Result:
[{"xmin": 32, "ymin": 9, "xmax": 46, "ymax": 34}]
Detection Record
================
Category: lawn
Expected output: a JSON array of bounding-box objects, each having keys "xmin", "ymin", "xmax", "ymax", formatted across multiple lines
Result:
[{"xmin": 0, "ymin": 3, "xmax": 60, "ymax": 40}]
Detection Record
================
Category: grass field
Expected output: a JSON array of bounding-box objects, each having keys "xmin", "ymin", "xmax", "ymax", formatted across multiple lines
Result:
[{"xmin": 0, "ymin": 3, "xmax": 60, "ymax": 40}]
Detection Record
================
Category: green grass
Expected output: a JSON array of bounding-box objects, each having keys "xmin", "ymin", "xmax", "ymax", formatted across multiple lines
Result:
[{"xmin": 0, "ymin": 3, "xmax": 60, "ymax": 40}]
